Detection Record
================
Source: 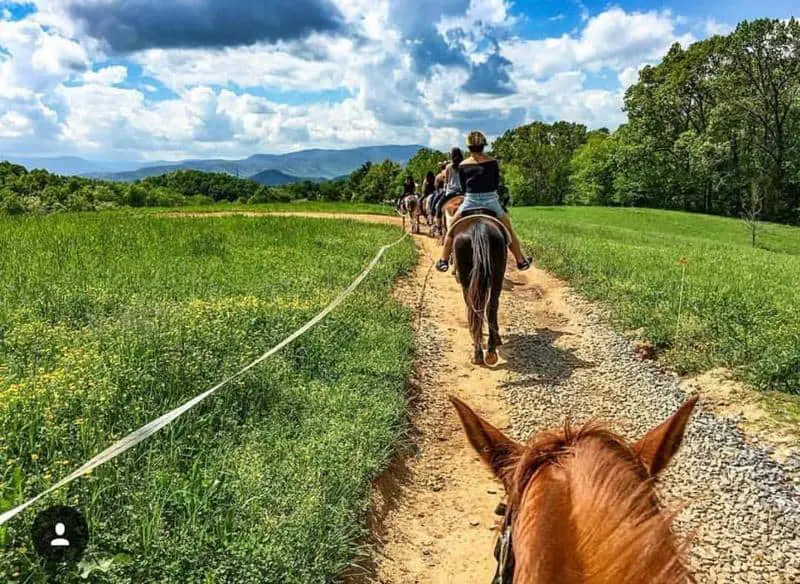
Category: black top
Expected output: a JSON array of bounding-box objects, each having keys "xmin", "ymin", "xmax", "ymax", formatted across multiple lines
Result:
[{"xmin": 459, "ymin": 159, "xmax": 500, "ymax": 194}]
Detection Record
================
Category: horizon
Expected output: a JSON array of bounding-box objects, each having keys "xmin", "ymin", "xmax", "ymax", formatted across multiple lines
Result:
[
  {"xmin": 1, "ymin": 1, "xmax": 796, "ymax": 161},
  {"xmin": 1, "ymin": 143, "xmax": 428, "ymax": 165}
]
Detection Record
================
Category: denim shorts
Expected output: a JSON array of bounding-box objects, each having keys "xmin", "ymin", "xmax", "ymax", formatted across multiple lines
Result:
[{"xmin": 458, "ymin": 191, "xmax": 506, "ymax": 218}]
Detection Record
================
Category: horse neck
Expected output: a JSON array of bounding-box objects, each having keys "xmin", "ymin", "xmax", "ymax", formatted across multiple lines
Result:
[{"xmin": 512, "ymin": 435, "xmax": 690, "ymax": 584}]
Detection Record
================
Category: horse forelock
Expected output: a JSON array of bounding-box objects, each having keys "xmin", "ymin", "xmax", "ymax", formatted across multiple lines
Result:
[{"xmin": 510, "ymin": 423, "xmax": 693, "ymax": 584}]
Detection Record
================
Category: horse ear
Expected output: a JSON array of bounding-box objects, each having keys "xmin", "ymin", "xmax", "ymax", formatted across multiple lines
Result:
[
  {"xmin": 634, "ymin": 395, "xmax": 698, "ymax": 476},
  {"xmin": 449, "ymin": 395, "xmax": 522, "ymax": 486}
]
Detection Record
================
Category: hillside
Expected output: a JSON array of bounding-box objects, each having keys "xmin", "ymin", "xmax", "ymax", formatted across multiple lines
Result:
[{"xmin": 250, "ymin": 169, "xmax": 325, "ymax": 186}]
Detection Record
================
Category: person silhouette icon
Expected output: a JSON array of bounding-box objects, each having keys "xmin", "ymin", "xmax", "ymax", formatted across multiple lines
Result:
[
  {"xmin": 32, "ymin": 505, "xmax": 89, "ymax": 563},
  {"xmin": 50, "ymin": 522, "xmax": 70, "ymax": 547}
]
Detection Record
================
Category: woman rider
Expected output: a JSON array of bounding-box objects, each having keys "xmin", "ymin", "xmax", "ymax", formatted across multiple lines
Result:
[
  {"xmin": 436, "ymin": 131, "xmax": 531, "ymax": 272},
  {"xmin": 434, "ymin": 147, "xmax": 464, "ymax": 219}
]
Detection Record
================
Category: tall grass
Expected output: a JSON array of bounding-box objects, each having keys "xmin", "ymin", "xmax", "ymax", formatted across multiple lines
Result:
[
  {"xmin": 0, "ymin": 213, "xmax": 415, "ymax": 582},
  {"xmin": 513, "ymin": 207, "xmax": 800, "ymax": 393}
]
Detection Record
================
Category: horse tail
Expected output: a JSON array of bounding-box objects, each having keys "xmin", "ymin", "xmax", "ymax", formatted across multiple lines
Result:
[{"xmin": 466, "ymin": 220, "xmax": 495, "ymax": 343}]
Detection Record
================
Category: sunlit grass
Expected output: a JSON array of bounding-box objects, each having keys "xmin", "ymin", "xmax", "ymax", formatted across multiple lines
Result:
[
  {"xmin": 514, "ymin": 206, "xmax": 800, "ymax": 394},
  {"xmin": 0, "ymin": 213, "xmax": 415, "ymax": 583}
]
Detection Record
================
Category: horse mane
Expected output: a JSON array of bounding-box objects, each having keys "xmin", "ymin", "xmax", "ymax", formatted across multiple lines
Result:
[{"xmin": 510, "ymin": 422, "xmax": 694, "ymax": 584}]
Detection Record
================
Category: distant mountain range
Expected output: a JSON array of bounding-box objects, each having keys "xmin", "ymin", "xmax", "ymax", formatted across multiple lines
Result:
[
  {"xmin": 1, "ymin": 145, "xmax": 423, "ymax": 184},
  {"xmin": 1, "ymin": 156, "xmax": 147, "ymax": 176}
]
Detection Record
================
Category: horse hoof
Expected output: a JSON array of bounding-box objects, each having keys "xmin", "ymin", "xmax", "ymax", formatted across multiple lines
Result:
[
  {"xmin": 471, "ymin": 352, "xmax": 484, "ymax": 365},
  {"xmin": 485, "ymin": 351, "xmax": 498, "ymax": 366}
]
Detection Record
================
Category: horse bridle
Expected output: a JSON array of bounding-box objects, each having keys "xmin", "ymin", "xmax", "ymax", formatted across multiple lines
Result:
[{"xmin": 492, "ymin": 502, "xmax": 515, "ymax": 584}]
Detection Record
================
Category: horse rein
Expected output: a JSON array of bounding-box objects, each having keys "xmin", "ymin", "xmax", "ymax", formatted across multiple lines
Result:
[{"xmin": 492, "ymin": 502, "xmax": 515, "ymax": 584}]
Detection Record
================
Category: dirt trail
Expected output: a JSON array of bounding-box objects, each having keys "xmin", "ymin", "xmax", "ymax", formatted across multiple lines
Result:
[
  {"xmin": 352, "ymin": 220, "xmax": 527, "ymax": 584},
  {"xmin": 170, "ymin": 210, "xmax": 528, "ymax": 581}
]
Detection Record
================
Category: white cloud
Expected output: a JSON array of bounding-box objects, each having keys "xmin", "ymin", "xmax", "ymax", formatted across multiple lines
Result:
[
  {"xmin": 133, "ymin": 37, "xmax": 351, "ymax": 93},
  {"xmin": 0, "ymin": 111, "xmax": 34, "ymax": 138},
  {"xmin": 704, "ymin": 19, "xmax": 733, "ymax": 36},
  {"xmin": 0, "ymin": 19, "xmax": 88, "ymax": 94},
  {"xmin": 82, "ymin": 65, "xmax": 127, "ymax": 86},
  {"xmin": 618, "ymin": 64, "xmax": 648, "ymax": 89},
  {"xmin": 501, "ymin": 8, "xmax": 694, "ymax": 78}
]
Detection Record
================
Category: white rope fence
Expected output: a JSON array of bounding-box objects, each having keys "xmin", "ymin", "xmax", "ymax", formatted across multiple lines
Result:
[{"xmin": 1, "ymin": 228, "xmax": 409, "ymax": 527}]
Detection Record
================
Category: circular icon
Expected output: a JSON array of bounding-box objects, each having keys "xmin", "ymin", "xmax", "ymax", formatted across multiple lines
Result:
[{"xmin": 31, "ymin": 505, "xmax": 89, "ymax": 564}]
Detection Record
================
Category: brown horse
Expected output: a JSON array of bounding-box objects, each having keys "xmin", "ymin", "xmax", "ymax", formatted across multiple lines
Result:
[
  {"xmin": 450, "ymin": 394, "xmax": 698, "ymax": 584},
  {"xmin": 399, "ymin": 194, "xmax": 420, "ymax": 234},
  {"xmin": 453, "ymin": 215, "xmax": 507, "ymax": 365}
]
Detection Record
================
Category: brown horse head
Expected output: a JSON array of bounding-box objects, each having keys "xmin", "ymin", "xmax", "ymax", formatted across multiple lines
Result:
[{"xmin": 450, "ymin": 395, "xmax": 698, "ymax": 584}]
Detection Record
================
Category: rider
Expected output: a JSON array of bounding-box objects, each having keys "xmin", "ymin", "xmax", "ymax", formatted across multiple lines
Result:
[
  {"xmin": 420, "ymin": 171, "xmax": 436, "ymax": 212},
  {"xmin": 396, "ymin": 175, "xmax": 416, "ymax": 209},
  {"xmin": 434, "ymin": 147, "xmax": 464, "ymax": 219},
  {"xmin": 436, "ymin": 131, "xmax": 531, "ymax": 273}
]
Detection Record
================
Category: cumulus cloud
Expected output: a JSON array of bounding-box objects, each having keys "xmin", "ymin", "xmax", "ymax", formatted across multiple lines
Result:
[
  {"xmin": 67, "ymin": 0, "xmax": 345, "ymax": 52},
  {"xmin": 462, "ymin": 52, "xmax": 516, "ymax": 95},
  {"xmin": 0, "ymin": 18, "xmax": 88, "ymax": 93},
  {"xmin": 0, "ymin": 2, "xmax": 729, "ymax": 159},
  {"xmin": 501, "ymin": 8, "xmax": 694, "ymax": 78},
  {"xmin": 82, "ymin": 65, "xmax": 127, "ymax": 86}
]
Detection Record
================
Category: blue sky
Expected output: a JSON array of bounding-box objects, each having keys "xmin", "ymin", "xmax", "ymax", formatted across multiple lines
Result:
[{"xmin": 0, "ymin": 0, "xmax": 796, "ymax": 161}]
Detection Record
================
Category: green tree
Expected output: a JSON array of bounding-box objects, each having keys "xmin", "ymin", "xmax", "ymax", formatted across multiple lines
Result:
[
  {"xmin": 405, "ymin": 147, "xmax": 447, "ymax": 184},
  {"xmin": 492, "ymin": 121, "xmax": 589, "ymax": 205},
  {"xmin": 568, "ymin": 132, "xmax": 619, "ymax": 205},
  {"xmin": 353, "ymin": 160, "xmax": 401, "ymax": 203}
]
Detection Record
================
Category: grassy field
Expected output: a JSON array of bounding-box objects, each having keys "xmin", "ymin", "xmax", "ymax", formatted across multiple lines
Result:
[
  {"xmin": 513, "ymin": 207, "xmax": 800, "ymax": 395},
  {"xmin": 0, "ymin": 212, "xmax": 415, "ymax": 582},
  {"xmin": 138, "ymin": 200, "xmax": 396, "ymax": 216}
]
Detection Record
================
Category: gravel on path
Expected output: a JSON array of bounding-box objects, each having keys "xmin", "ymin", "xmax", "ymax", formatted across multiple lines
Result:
[{"xmin": 500, "ymin": 279, "xmax": 800, "ymax": 584}]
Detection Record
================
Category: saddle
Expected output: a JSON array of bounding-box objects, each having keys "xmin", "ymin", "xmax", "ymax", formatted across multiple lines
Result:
[
  {"xmin": 461, "ymin": 207, "xmax": 498, "ymax": 219},
  {"xmin": 447, "ymin": 207, "xmax": 510, "ymax": 244}
]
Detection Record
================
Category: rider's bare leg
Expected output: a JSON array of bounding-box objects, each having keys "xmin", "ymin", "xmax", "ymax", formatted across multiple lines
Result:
[
  {"xmin": 499, "ymin": 215, "xmax": 526, "ymax": 265},
  {"xmin": 439, "ymin": 211, "xmax": 461, "ymax": 263}
]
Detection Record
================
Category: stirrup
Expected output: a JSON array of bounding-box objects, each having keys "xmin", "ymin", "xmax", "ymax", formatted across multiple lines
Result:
[
  {"xmin": 436, "ymin": 259, "xmax": 449, "ymax": 272},
  {"xmin": 516, "ymin": 257, "xmax": 532, "ymax": 271}
]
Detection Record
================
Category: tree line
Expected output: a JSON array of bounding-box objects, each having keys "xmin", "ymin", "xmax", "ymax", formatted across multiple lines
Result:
[
  {"xmin": 0, "ymin": 164, "xmax": 351, "ymax": 215},
  {"xmin": 497, "ymin": 18, "xmax": 800, "ymax": 224}
]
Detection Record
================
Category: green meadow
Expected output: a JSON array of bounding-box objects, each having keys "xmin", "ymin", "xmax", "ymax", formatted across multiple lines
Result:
[
  {"xmin": 514, "ymin": 207, "xmax": 800, "ymax": 394},
  {"xmin": 0, "ymin": 212, "xmax": 415, "ymax": 582},
  {"xmin": 136, "ymin": 200, "xmax": 396, "ymax": 216}
]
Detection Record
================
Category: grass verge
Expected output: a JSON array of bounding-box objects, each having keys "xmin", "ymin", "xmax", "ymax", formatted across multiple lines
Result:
[{"xmin": 514, "ymin": 206, "xmax": 800, "ymax": 398}]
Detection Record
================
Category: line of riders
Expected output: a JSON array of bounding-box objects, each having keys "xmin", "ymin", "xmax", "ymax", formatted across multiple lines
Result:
[{"xmin": 393, "ymin": 130, "xmax": 532, "ymax": 274}]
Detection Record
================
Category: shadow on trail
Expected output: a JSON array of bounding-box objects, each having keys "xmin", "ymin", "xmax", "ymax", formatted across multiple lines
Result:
[{"xmin": 496, "ymin": 328, "xmax": 595, "ymax": 385}]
